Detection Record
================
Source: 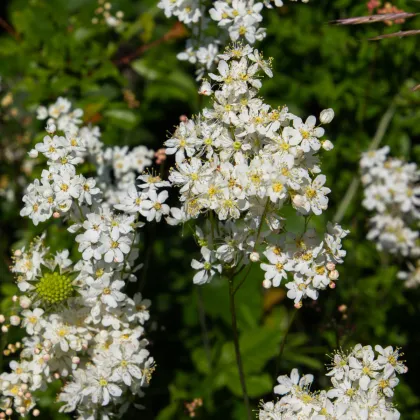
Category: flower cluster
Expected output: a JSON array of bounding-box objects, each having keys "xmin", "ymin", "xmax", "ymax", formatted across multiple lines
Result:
[
  {"xmin": 259, "ymin": 343, "xmax": 408, "ymax": 419},
  {"xmin": 165, "ymin": 45, "xmax": 348, "ymax": 307},
  {"xmin": 360, "ymin": 146, "xmax": 420, "ymax": 287},
  {"xmin": 158, "ymin": 0, "xmax": 309, "ymax": 78},
  {"xmin": 0, "ymin": 98, "xmax": 159, "ymax": 418}
]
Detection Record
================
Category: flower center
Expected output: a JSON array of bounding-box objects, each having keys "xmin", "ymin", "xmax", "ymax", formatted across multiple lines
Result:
[{"xmin": 35, "ymin": 272, "xmax": 74, "ymax": 305}]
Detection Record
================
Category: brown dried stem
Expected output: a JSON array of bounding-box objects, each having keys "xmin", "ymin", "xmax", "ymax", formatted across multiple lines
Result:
[
  {"xmin": 330, "ymin": 12, "xmax": 417, "ymax": 26},
  {"xmin": 369, "ymin": 29, "xmax": 420, "ymax": 40}
]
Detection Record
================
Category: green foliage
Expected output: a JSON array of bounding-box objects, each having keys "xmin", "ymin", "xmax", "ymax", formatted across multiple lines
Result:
[{"xmin": 0, "ymin": 0, "xmax": 419, "ymax": 419}]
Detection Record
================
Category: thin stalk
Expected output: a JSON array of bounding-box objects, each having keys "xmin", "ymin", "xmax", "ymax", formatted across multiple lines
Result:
[
  {"xmin": 229, "ymin": 276, "xmax": 252, "ymax": 420},
  {"xmin": 196, "ymin": 288, "xmax": 212, "ymax": 370},
  {"xmin": 333, "ymin": 101, "xmax": 397, "ymax": 224},
  {"xmin": 275, "ymin": 308, "xmax": 298, "ymax": 377},
  {"xmin": 233, "ymin": 199, "xmax": 270, "ymax": 294}
]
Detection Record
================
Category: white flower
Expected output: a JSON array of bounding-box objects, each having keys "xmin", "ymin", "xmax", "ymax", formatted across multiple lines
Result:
[{"xmin": 191, "ymin": 247, "xmax": 222, "ymax": 284}]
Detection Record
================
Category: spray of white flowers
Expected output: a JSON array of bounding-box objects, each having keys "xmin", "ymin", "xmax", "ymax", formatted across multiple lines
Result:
[
  {"xmin": 158, "ymin": 0, "xmax": 309, "ymax": 78},
  {"xmin": 259, "ymin": 343, "xmax": 408, "ymax": 419},
  {"xmin": 0, "ymin": 98, "xmax": 160, "ymax": 418},
  {"xmin": 162, "ymin": 43, "xmax": 348, "ymax": 418},
  {"xmin": 360, "ymin": 146, "xmax": 420, "ymax": 288}
]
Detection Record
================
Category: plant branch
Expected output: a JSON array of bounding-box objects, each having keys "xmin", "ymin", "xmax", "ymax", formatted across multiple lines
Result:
[
  {"xmin": 275, "ymin": 308, "xmax": 298, "ymax": 377},
  {"xmin": 229, "ymin": 276, "xmax": 252, "ymax": 420},
  {"xmin": 114, "ymin": 22, "xmax": 187, "ymax": 65},
  {"xmin": 333, "ymin": 101, "xmax": 397, "ymax": 224},
  {"xmin": 196, "ymin": 287, "xmax": 212, "ymax": 370},
  {"xmin": 0, "ymin": 17, "xmax": 20, "ymax": 40}
]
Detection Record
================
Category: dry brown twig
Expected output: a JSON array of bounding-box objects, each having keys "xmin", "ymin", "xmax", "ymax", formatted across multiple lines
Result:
[
  {"xmin": 330, "ymin": 12, "xmax": 417, "ymax": 25},
  {"xmin": 369, "ymin": 29, "xmax": 420, "ymax": 40}
]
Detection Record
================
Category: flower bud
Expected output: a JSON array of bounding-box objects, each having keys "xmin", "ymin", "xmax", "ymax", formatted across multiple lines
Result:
[
  {"xmin": 294, "ymin": 301, "xmax": 303, "ymax": 309},
  {"xmin": 12, "ymin": 295, "xmax": 18, "ymax": 302},
  {"xmin": 14, "ymin": 249, "xmax": 22, "ymax": 257},
  {"xmin": 329, "ymin": 270, "xmax": 339, "ymax": 280},
  {"xmin": 320, "ymin": 108, "xmax": 334, "ymax": 124},
  {"xmin": 25, "ymin": 392, "xmax": 31, "ymax": 399},
  {"xmin": 46, "ymin": 122, "xmax": 56, "ymax": 133},
  {"xmin": 292, "ymin": 194, "xmax": 305, "ymax": 208},
  {"xmin": 54, "ymin": 372, "xmax": 60, "ymax": 379},
  {"xmin": 72, "ymin": 356, "xmax": 80, "ymax": 364},
  {"xmin": 1, "ymin": 326, "xmax": 8, "ymax": 333},
  {"xmin": 262, "ymin": 279, "xmax": 271, "ymax": 289},
  {"xmin": 17, "ymin": 407, "xmax": 26, "ymax": 414},
  {"xmin": 5, "ymin": 409, "xmax": 13, "ymax": 416},
  {"xmin": 338, "ymin": 304, "xmax": 347, "ymax": 313},
  {"xmin": 33, "ymin": 409, "xmax": 40, "ymax": 417},
  {"xmin": 199, "ymin": 81, "xmax": 212, "ymax": 96},
  {"xmin": 250, "ymin": 252, "xmax": 260, "ymax": 262},
  {"xmin": 53, "ymin": 212, "xmax": 60, "ymax": 219},
  {"xmin": 326, "ymin": 262, "xmax": 336, "ymax": 271},
  {"xmin": 10, "ymin": 316, "xmax": 20, "ymax": 326},
  {"xmin": 21, "ymin": 384, "xmax": 28, "ymax": 391},
  {"xmin": 0, "ymin": 315, "xmax": 5, "ymax": 323},
  {"xmin": 329, "ymin": 281, "xmax": 336, "ymax": 289},
  {"xmin": 19, "ymin": 296, "xmax": 31, "ymax": 309},
  {"xmin": 28, "ymin": 149, "xmax": 38, "ymax": 158},
  {"xmin": 322, "ymin": 140, "xmax": 334, "ymax": 151},
  {"xmin": 43, "ymin": 354, "xmax": 50, "ymax": 362},
  {"xmin": 0, "ymin": 412, "xmax": 6, "ymax": 418}
]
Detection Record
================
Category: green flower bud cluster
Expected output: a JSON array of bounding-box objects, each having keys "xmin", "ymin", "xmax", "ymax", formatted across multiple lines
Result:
[{"xmin": 35, "ymin": 272, "xmax": 74, "ymax": 304}]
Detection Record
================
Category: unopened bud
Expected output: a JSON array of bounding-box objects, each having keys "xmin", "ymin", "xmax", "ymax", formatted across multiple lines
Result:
[
  {"xmin": 54, "ymin": 372, "xmax": 60, "ymax": 379},
  {"xmin": 17, "ymin": 391, "xmax": 24, "ymax": 397},
  {"xmin": 1, "ymin": 326, "xmax": 8, "ymax": 333},
  {"xmin": 17, "ymin": 407, "xmax": 25, "ymax": 414},
  {"xmin": 19, "ymin": 296, "xmax": 31, "ymax": 309},
  {"xmin": 338, "ymin": 304, "xmax": 347, "ymax": 313},
  {"xmin": 33, "ymin": 409, "xmax": 40, "ymax": 417},
  {"xmin": 46, "ymin": 122, "xmax": 56, "ymax": 133},
  {"xmin": 294, "ymin": 301, "xmax": 303, "ymax": 309},
  {"xmin": 34, "ymin": 348, "xmax": 41, "ymax": 355},
  {"xmin": 320, "ymin": 108, "xmax": 334, "ymax": 124},
  {"xmin": 329, "ymin": 270, "xmax": 339, "ymax": 280},
  {"xmin": 28, "ymin": 149, "xmax": 38, "ymax": 158},
  {"xmin": 199, "ymin": 81, "xmax": 212, "ymax": 96},
  {"xmin": 12, "ymin": 295, "xmax": 18, "ymax": 302},
  {"xmin": 292, "ymin": 194, "xmax": 305, "ymax": 208},
  {"xmin": 0, "ymin": 412, "xmax": 6, "ymax": 418},
  {"xmin": 329, "ymin": 281, "xmax": 336, "ymax": 289},
  {"xmin": 0, "ymin": 315, "xmax": 5, "ymax": 323},
  {"xmin": 43, "ymin": 354, "xmax": 50, "ymax": 362},
  {"xmin": 53, "ymin": 212, "xmax": 60, "ymax": 219},
  {"xmin": 179, "ymin": 115, "xmax": 188, "ymax": 122},
  {"xmin": 21, "ymin": 384, "xmax": 28, "ymax": 391},
  {"xmin": 250, "ymin": 252, "xmax": 260, "ymax": 262},
  {"xmin": 262, "ymin": 279, "xmax": 271, "ymax": 289},
  {"xmin": 3, "ymin": 350, "xmax": 10, "ymax": 356},
  {"xmin": 72, "ymin": 356, "xmax": 80, "ymax": 364},
  {"xmin": 24, "ymin": 392, "xmax": 31, "ymax": 399},
  {"xmin": 326, "ymin": 262, "xmax": 336, "ymax": 271},
  {"xmin": 14, "ymin": 249, "xmax": 22, "ymax": 257},
  {"xmin": 10, "ymin": 315, "xmax": 21, "ymax": 326},
  {"xmin": 322, "ymin": 140, "xmax": 334, "ymax": 151},
  {"xmin": 5, "ymin": 409, "xmax": 13, "ymax": 416}
]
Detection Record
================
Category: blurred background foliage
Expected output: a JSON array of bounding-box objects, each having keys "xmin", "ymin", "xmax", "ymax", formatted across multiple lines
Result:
[{"xmin": 0, "ymin": 0, "xmax": 420, "ymax": 418}]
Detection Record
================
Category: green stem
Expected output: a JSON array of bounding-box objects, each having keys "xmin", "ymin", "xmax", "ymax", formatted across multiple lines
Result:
[
  {"xmin": 275, "ymin": 308, "xmax": 298, "ymax": 377},
  {"xmin": 196, "ymin": 288, "xmax": 212, "ymax": 370},
  {"xmin": 228, "ymin": 276, "xmax": 252, "ymax": 420},
  {"xmin": 333, "ymin": 101, "xmax": 397, "ymax": 224},
  {"xmin": 233, "ymin": 199, "xmax": 269, "ymax": 295}
]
